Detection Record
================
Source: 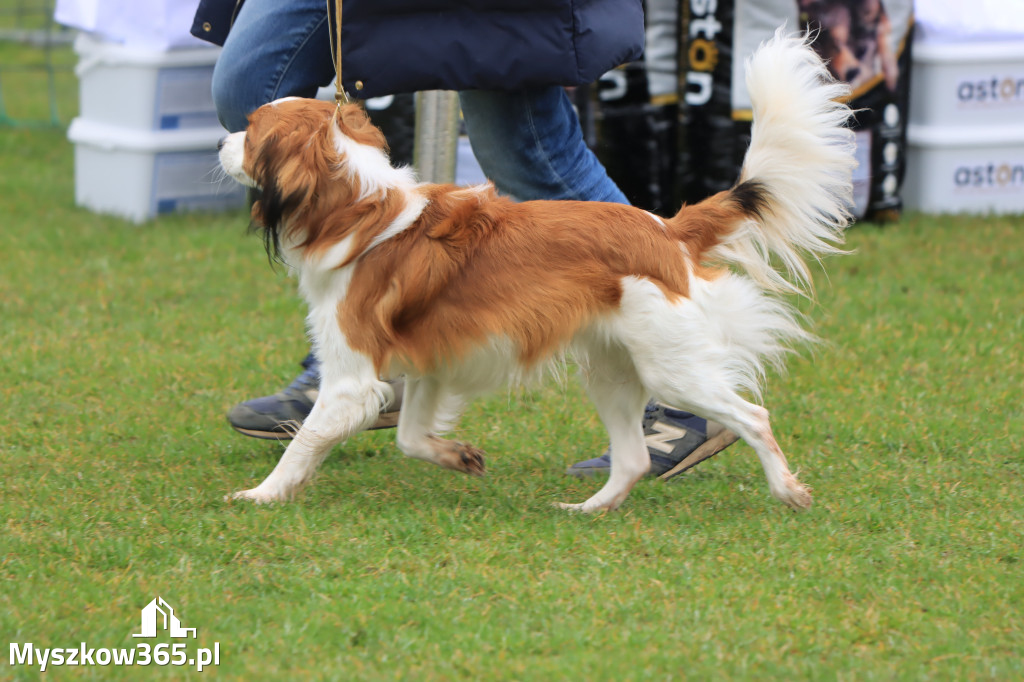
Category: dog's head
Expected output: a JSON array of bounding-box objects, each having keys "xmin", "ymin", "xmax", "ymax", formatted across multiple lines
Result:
[{"xmin": 219, "ymin": 98, "xmax": 402, "ymax": 262}]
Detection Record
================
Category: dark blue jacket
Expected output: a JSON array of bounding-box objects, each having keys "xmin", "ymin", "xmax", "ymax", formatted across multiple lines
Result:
[{"xmin": 192, "ymin": 0, "xmax": 645, "ymax": 98}]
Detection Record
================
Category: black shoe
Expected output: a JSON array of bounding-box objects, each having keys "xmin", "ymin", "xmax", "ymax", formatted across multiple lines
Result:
[
  {"xmin": 227, "ymin": 354, "xmax": 401, "ymax": 440},
  {"xmin": 566, "ymin": 402, "xmax": 736, "ymax": 479}
]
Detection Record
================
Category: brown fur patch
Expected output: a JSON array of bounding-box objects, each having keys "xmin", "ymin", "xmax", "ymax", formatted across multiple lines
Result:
[{"xmin": 339, "ymin": 187, "xmax": 748, "ymax": 375}]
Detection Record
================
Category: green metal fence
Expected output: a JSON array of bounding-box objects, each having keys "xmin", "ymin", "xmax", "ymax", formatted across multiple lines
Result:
[{"xmin": 0, "ymin": 0, "xmax": 74, "ymax": 127}]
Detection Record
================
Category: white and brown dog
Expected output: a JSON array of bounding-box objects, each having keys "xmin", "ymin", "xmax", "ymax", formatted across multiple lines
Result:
[{"xmin": 219, "ymin": 32, "xmax": 855, "ymax": 513}]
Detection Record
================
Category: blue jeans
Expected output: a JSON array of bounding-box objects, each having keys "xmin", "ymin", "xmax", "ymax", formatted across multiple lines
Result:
[{"xmin": 211, "ymin": 0, "xmax": 627, "ymax": 204}]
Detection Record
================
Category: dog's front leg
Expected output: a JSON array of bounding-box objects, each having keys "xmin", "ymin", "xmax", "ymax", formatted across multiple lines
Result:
[
  {"xmin": 395, "ymin": 377, "xmax": 484, "ymax": 476},
  {"xmin": 231, "ymin": 371, "xmax": 392, "ymax": 504}
]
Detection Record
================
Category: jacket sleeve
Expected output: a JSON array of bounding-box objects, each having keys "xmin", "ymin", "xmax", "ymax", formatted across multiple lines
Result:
[{"xmin": 190, "ymin": 0, "xmax": 244, "ymax": 47}]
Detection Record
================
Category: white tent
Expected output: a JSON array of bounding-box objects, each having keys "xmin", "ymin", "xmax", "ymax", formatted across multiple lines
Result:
[
  {"xmin": 915, "ymin": 0, "xmax": 1024, "ymax": 43},
  {"xmin": 54, "ymin": 0, "xmax": 210, "ymax": 50}
]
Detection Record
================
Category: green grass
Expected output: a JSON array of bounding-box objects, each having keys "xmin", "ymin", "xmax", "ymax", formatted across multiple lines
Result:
[{"xmin": 2, "ymin": 44, "xmax": 1023, "ymax": 681}]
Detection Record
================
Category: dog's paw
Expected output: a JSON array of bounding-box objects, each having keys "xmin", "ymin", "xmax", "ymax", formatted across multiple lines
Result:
[
  {"xmin": 414, "ymin": 436, "xmax": 487, "ymax": 476},
  {"xmin": 555, "ymin": 500, "xmax": 612, "ymax": 514},
  {"xmin": 451, "ymin": 442, "xmax": 486, "ymax": 477},
  {"xmin": 227, "ymin": 486, "xmax": 288, "ymax": 504},
  {"xmin": 773, "ymin": 474, "xmax": 813, "ymax": 511}
]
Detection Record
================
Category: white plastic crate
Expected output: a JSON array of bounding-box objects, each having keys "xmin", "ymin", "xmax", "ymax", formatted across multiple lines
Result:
[
  {"xmin": 904, "ymin": 122, "xmax": 1024, "ymax": 215},
  {"xmin": 74, "ymin": 32, "xmax": 222, "ymax": 131},
  {"xmin": 910, "ymin": 40, "xmax": 1024, "ymax": 128},
  {"xmin": 68, "ymin": 118, "xmax": 246, "ymax": 223}
]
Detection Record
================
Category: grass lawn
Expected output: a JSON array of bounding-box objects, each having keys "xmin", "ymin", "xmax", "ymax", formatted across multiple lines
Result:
[{"xmin": 2, "ymin": 42, "xmax": 1023, "ymax": 681}]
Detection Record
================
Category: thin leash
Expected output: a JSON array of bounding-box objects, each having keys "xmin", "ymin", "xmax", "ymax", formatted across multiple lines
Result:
[{"xmin": 326, "ymin": 0, "xmax": 350, "ymax": 113}]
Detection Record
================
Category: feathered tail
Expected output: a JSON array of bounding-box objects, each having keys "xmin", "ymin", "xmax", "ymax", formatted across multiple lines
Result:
[{"xmin": 686, "ymin": 29, "xmax": 857, "ymax": 295}]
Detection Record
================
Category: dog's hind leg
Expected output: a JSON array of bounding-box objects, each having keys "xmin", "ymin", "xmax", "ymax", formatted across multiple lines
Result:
[
  {"xmin": 706, "ymin": 399, "xmax": 811, "ymax": 510},
  {"xmin": 651, "ymin": 382, "xmax": 811, "ymax": 511},
  {"xmin": 617, "ymin": 275, "xmax": 812, "ymax": 510},
  {"xmin": 559, "ymin": 349, "xmax": 650, "ymax": 513},
  {"xmin": 395, "ymin": 377, "xmax": 484, "ymax": 476}
]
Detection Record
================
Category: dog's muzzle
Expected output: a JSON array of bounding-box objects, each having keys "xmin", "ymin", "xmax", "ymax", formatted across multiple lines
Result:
[{"xmin": 218, "ymin": 132, "xmax": 257, "ymax": 188}]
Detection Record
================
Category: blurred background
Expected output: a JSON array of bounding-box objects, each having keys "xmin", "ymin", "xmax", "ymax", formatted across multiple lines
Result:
[{"xmin": 2, "ymin": 0, "xmax": 1023, "ymax": 222}]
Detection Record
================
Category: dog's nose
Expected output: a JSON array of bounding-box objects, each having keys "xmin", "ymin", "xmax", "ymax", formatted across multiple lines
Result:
[{"xmin": 217, "ymin": 137, "xmax": 227, "ymax": 152}]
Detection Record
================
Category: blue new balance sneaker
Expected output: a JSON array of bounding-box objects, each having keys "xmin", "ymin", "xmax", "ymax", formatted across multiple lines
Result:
[
  {"xmin": 566, "ymin": 402, "xmax": 736, "ymax": 480},
  {"xmin": 227, "ymin": 354, "xmax": 401, "ymax": 440}
]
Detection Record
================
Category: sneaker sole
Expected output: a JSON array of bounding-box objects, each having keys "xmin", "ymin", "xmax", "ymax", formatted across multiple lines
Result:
[
  {"xmin": 230, "ymin": 425, "xmax": 297, "ymax": 441},
  {"xmin": 566, "ymin": 429, "xmax": 739, "ymax": 479},
  {"xmin": 564, "ymin": 465, "xmax": 607, "ymax": 479},
  {"xmin": 657, "ymin": 430, "xmax": 739, "ymax": 480},
  {"xmin": 368, "ymin": 411, "xmax": 400, "ymax": 431},
  {"xmin": 230, "ymin": 411, "xmax": 400, "ymax": 441}
]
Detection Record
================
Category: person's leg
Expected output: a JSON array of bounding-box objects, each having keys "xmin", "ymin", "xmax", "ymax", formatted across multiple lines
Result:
[
  {"xmin": 217, "ymin": 0, "xmax": 329, "ymax": 437},
  {"xmin": 459, "ymin": 87, "xmax": 629, "ymax": 203},
  {"xmin": 211, "ymin": 0, "xmax": 335, "ymax": 133}
]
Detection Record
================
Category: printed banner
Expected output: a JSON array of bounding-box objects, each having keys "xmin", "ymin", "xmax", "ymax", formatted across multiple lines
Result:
[{"xmin": 679, "ymin": 0, "xmax": 915, "ymax": 220}]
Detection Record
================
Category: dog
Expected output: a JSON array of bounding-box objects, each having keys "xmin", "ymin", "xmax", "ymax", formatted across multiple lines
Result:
[{"xmin": 218, "ymin": 31, "xmax": 855, "ymax": 513}]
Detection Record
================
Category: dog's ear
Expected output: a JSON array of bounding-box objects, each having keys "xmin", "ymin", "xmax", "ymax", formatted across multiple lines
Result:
[
  {"xmin": 247, "ymin": 121, "xmax": 333, "ymax": 262},
  {"xmin": 247, "ymin": 190, "xmax": 284, "ymax": 266}
]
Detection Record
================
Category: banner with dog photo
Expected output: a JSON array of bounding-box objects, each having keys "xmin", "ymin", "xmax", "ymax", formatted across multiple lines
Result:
[{"xmin": 678, "ymin": 0, "xmax": 914, "ymax": 220}]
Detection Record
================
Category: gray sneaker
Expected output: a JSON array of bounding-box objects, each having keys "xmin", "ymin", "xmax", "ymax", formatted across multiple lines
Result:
[
  {"xmin": 227, "ymin": 354, "xmax": 402, "ymax": 440},
  {"xmin": 566, "ymin": 402, "xmax": 737, "ymax": 479}
]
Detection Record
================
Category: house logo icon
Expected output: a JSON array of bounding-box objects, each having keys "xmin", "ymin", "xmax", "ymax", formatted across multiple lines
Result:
[{"xmin": 132, "ymin": 597, "xmax": 197, "ymax": 639}]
